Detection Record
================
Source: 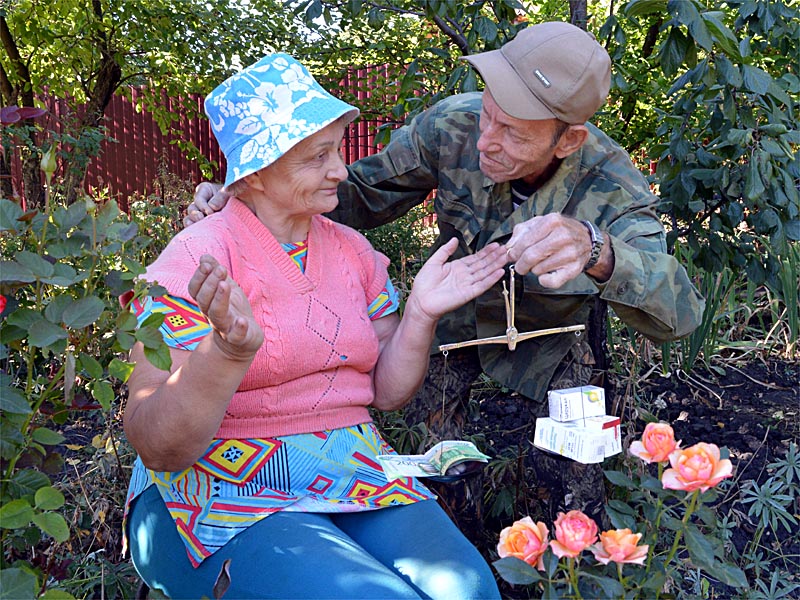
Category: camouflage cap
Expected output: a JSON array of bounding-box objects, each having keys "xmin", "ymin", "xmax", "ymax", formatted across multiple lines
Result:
[{"xmin": 463, "ymin": 21, "xmax": 611, "ymax": 124}]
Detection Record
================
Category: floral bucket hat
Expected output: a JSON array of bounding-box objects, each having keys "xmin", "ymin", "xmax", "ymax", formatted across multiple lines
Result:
[{"xmin": 205, "ymin": 53, "xmax": 360, "ymax": 189}]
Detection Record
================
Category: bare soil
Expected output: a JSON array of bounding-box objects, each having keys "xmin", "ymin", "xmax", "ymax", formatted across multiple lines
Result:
[{"xmin": 455, "ymin": 358, "xmax": 799, "ymax": 598}]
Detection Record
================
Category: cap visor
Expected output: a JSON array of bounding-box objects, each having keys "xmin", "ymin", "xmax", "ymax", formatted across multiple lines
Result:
[{"xmin": 463, "ymin": 51, "xmax": 555, "ymax": 121}]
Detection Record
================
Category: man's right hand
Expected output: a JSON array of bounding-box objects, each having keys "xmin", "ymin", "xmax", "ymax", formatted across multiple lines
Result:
[{"xmin": 183, "ymin": 182, "xmax": 230, "ymax": 227}]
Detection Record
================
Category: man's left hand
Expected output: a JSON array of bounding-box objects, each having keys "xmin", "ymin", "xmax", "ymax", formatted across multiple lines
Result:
[{"xmin": 504, "ymin": 214, "xmax": 613, "ymax": 288}]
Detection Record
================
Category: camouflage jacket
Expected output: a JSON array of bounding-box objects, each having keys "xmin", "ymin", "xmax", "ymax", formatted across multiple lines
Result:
[{"xmin": 329, "ymin": 93, "xmax": 705, "ymax": 401}]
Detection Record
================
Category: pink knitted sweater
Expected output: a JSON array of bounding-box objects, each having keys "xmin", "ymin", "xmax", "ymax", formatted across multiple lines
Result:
[{"xmin": 143, "ymin": 198, "xmax": 391, "ymax": 438}]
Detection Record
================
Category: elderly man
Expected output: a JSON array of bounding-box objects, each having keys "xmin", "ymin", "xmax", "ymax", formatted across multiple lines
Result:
[{"xmin": 188, "ymin": 21, "xmax": 705, "ymax": 531}]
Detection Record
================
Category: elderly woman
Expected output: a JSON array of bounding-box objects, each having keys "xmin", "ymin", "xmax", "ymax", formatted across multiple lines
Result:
[{"xmin": 123, "ymin": 54, "xmax": 505, "ymax": 599}]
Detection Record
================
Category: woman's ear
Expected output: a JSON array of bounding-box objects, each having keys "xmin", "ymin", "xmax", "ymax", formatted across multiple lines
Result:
[
  {"xmin": 242, "ymin": 170, "xmax": 265, "ymax": 192},
  {"xmin": 554, "ymin": 125, "xmax": 589, "ymax": 159}
]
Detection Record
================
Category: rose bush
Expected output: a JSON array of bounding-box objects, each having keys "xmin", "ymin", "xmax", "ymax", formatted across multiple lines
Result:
[{"xmin": 493, "ymin": 422, "xmax": 748, "ymax": 598}]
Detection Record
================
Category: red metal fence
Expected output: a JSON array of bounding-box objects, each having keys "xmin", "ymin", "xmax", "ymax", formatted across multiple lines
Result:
[{"xmin": 8, "ymin": 67, "xmax": 397, "ymax": 212}]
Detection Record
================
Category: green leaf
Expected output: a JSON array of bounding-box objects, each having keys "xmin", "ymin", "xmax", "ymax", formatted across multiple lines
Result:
[
  {"xmin": 742, "ymin": 64, "xmax": 772, "ymax": 94},
  {"xmin": 0, "ymin": 499, "xmax": 34, "ymax": 529},
  {"xmin": 0, "ymin": 568, "xmax": 38, "ymax": 600},
  {"xmin": 582, "ymin": 572, "xmax": 625, "ymax": 598},
  {"xmin": 687, "ymin": 14, "xmax": 713, "ymax": 51},
  {"xmin": 41, "ymin": 263, "xmax": 81, "ymax": 286},
  {"xmin": 0, "ymin": 385, "xmax": 32, "ymax": 415},
  {"xmin": 28, "ymin": 318, "xmax": 68, "ymax": 348},
  {"xmin": 40, "ymin": 590, "xmax": 77, "ymax": 599},
  {"xmin": 31, "ymin": 427, "xmax": 65, "ymax": 446},
  {"xmin": 78, "ymin": 352, "xmax": 104, "ymax": 379},
  {"xmin": 31, "ymin": 512, "xmax": 70, "ymax": 542},
  {"xmin": 624, "ymin": 0, "xmax": 667, "ymax": 17},
  {"xmin": 108, "ymin": 357, "xmax": 135, "ymax": 383},
  {"xmin": 492, "ymin": 556, "xmax": 541, "ymax": 585},
  {"xmin": 62, "ymin": 296, "xmax": 105, "ymax": 329},
  {"xmin": 135, "ymin": 324, "xmax": 166, "ymax": 349},
  {"xmin": 91, "ymin": 380, "xmax": 115, "ymax": 411},
  {"xmin": 0, "ymin": 260, "xmax": 35, "ymax": 283},
  {"xmin": 786, "ymin": 219, "xmax": 800, "ymax": 241},
  {"xmin": 702, "ymin": 12, "xmax": 740, "ymax": 57},
  {"xmin": 44, "ymin": 294, "xmax": 74, "ymax": 324},
  {"xmin": 144, "ymin": 343, "xmax": 172, "ymax": 371},
  {"xmin": 745, "ymin": 154, "xmax": 766, "ymax": 201},
  {"xmin": 726, "ymin": 128, "xmax": 753, "ymax": 146},
  {"xmin": 0, "ymin": 198, "xmax": 25, "ymax": 232},
  {"xmin": 684, "ymin": 522, "xmax": 715, "ymax": 568},
  {"xmin": 604, "ymin": 470, "xmax": 637, "ymax": 489},
  {"xmin": 16, "ymin": 251, "xmax": 54, "ymax": 278},
  {"xmin": 715, "ymin": 55, "xmax": 742, "ymax": 88},
  {"xmin": 703, "ymin": 561, "xmax": 749, "ymax": 588},
  {"xmin": 474, "ymin": 17, "xmax": 498, "ymax": 43},
  {"xmin": 35, "ymin": 486, "xmax": 65, "ymax": 510}
]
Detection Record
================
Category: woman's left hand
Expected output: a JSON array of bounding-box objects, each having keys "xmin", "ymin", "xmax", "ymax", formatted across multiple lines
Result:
[{"xmin": 406, "ymin": 239, "xmax": 507, "ymax": 323}]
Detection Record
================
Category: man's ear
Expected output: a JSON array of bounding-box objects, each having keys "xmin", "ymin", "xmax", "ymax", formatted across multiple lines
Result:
[{"xmin": 554, "ymin": 125, "xmax": 589, "ymax": 159}]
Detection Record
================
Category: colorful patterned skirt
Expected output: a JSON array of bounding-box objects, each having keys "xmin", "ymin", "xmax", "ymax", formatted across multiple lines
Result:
[{"xmin": 124, "ymin": 422, "xmax": 434, "ymax": 566}]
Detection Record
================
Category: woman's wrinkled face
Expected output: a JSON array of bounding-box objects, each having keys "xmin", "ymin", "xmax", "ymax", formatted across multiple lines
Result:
[{"xmin": 257, "ymin": 118, "xmax": 348, "ymax": 217}]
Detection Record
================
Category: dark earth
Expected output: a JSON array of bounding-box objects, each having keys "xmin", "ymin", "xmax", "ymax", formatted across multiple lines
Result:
[{"xmin": 433, "ymin": 357, "xmax": 799, "ymax": 598}]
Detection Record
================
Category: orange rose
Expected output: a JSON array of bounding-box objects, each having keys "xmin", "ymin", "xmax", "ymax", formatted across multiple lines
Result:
[
  {"xmin": 661, "ymin": 442, "xmax": 733, "ymax": 493},
  {"xmin": 590, "ymin": 528, "xmax": 649, "ymax": 565},
  {"xmin": 629, "ymin": 422, "xmax": 680, "ymax": 463},
  {"xmin": 497, "ymin": 516, "xmax": 549, "ymax": 570},
  {"xmin": 549, "ymin": 510, "xmax": 598, "ymax": 559}
]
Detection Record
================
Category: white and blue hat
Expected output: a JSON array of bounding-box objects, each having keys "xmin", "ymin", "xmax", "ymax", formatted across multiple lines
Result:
[{"xmin": 205, "ymin": 53, "xmax": 360, "ymax": 188}]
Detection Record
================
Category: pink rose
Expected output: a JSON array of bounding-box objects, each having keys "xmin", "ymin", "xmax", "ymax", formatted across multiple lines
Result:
[
  {"xmin": 661, "ymin": 442, "xmax": 734, "ymax": 493},
  {"xmin": 590, "ymin": 528, "xmax": 649, "ymax": 565},
  {"xmin": 629, "ymin": 422, "xmax": 680, "ymax": 463},
  {"xmin": 497, "ymin": 516, "xmax": 549, "ymax": 570},
  {"xmin": 549, "ymin": 510, "xmax": 598, "ymax": 559}
]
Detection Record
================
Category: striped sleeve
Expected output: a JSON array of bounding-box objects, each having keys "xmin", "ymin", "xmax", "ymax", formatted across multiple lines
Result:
[
  {"xmin": 367, "ymin": 277, "xmax": 400, "ymax": 320},
  {"xmin": 132, "ymin": 295, "xmax": 210, "ymax": 351}
]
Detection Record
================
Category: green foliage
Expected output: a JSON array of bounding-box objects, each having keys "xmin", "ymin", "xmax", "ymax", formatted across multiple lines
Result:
[
  {"xmin": 599, "ymin": 0, "xmax": 799, "ymax": 282},
  {"xmin": 0, "ymin": 112, "xmax": 169, "ymax": 594},
  {"xmin": 361, "ymin": 203, "xmax": 437, "ymax": 296},
  {"xmin": 1, "ymin": 0, "xmax": 303, "ymax": 205}
]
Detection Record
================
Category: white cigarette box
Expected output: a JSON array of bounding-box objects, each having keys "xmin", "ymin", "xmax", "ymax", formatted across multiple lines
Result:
[
  {"xmin": 547, "ymin": 385, "xmax": 606, "ymax": 422},
  {"xmin": 533, "ymin": 415, "xmax": 621, "ymax": 464}
]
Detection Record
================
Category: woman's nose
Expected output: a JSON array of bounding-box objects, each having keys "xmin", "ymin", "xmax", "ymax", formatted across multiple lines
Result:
[{"xmin": 329, "ymin": 154, "xmax": 348, "ymax": 181}]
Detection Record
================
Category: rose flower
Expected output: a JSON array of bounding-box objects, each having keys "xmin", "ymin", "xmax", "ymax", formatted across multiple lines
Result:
[
  {"xmin": 662, "ymin": 442, "xmax": 733, "ymax": 493},
  {"xmin": 629, "ymin": 422, "xmax": 680, "ymax": 464},
  {"xmin": 497, "ymin": 516, "xmax": 549, "ymax": 570},
  {"xmin": 591, "ymin": 528, "xmax": 649, "ymax": 565},
  {"xmin": 549, "ymin": 510, "xmax": 598, "ymax": 559}
]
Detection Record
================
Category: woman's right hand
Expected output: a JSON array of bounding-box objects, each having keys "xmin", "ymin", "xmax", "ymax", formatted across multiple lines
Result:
[
  {"xmin": 188, "ymin": 254, "xmax": 264, "ymax": 360},
  {"xmin": 183, "ymin": 182, "xmax": 230, "ymax": 227}
]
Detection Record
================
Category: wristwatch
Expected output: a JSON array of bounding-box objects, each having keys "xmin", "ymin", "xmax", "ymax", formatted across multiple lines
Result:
[{"xmin": 581, "ymin": 220, "xmax": 604, "ymax": 272}]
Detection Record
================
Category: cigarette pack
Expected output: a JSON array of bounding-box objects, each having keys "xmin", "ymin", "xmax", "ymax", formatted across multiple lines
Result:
[{"xmin": 547, "ymin": 385, "xmax": 606, "ymax": 422}]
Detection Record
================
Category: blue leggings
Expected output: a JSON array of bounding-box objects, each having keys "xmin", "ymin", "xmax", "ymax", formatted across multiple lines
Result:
[{"xmin": 128, "ymin": 485, "xmax": 500, "ymax": 599}]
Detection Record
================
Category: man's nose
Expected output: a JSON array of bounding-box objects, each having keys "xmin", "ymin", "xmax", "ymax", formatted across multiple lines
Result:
[{"xmin": 476, "ymin": 125, "xmax": 499, "ymax": 152}]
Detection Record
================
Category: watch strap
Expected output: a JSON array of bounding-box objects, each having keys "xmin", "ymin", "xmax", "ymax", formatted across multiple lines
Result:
[{"xmin": 581, "ymin": 220, "xmax": 604, "ymax": 272}]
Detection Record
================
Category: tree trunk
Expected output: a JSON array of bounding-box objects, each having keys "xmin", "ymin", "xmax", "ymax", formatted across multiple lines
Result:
[
  {"xmin": 62, "ymin": 52, "xmax": 121, "ymax": 205},
  {"xmin": 569, "ymin": 0, "xmax": 589, "ymax": 30},
  {"xmin": 0, "ymin": 150, "xmax": 14, "ymax": 200},
  {"xmin": 21, "ymin": 152, "xmax": 44, "ymax": 210}
]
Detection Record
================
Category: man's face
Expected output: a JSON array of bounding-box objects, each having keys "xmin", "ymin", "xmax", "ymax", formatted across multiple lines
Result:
[{"xmin": 476, "ymin": 89, "xmax": 563, "ymax": 184}]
